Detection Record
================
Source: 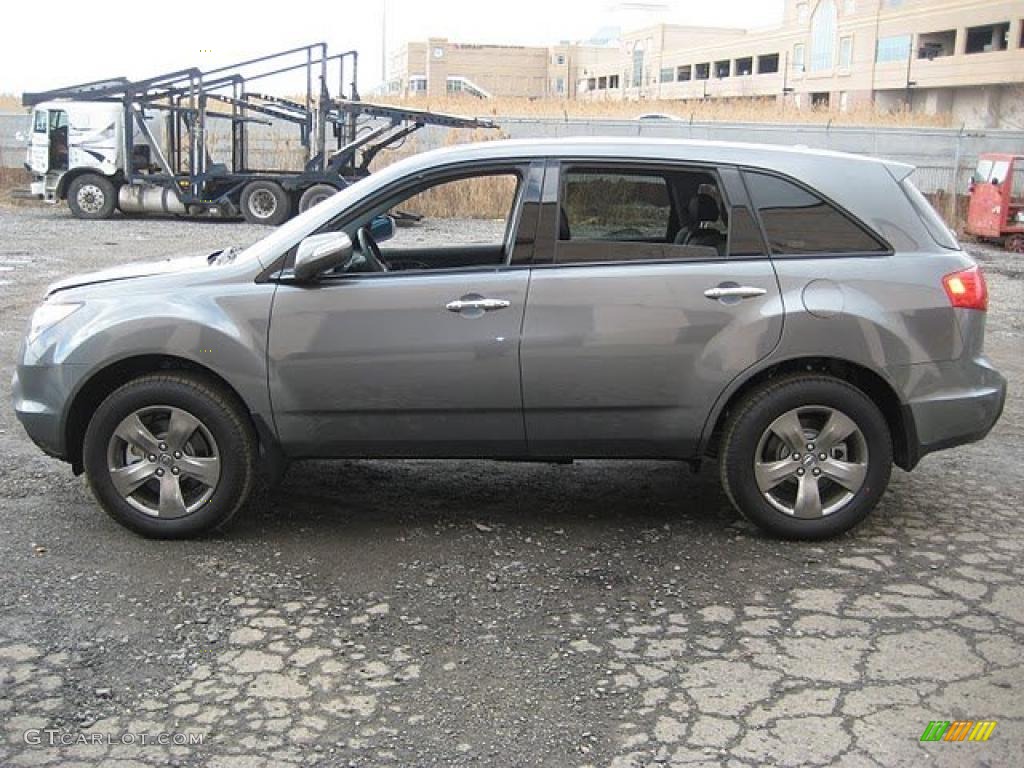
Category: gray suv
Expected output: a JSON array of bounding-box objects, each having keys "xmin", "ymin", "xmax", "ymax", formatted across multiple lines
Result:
[{"xmin": 12, "ymin": 139, "xmax": 1006, "ymax": 540}]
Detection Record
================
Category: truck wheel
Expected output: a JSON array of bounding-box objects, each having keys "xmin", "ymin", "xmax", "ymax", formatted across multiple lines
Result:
[
  {"xmin": 241, "ymin": 180, "xmax": 291, "ymax": 225},
  {"xmin": 298, "ymin": 184, "xmax": 338, "ymax": 213},
  {"xmin": 719, "ymin": 374, "xmax": 892, "ymax": 540},
  {"xmin": 82, "ymin": 373, "xmax": 257, "ymax": 539},
  {"xmin": 67, "ymin": 174, "xmax": 117, "ymax": 220}
]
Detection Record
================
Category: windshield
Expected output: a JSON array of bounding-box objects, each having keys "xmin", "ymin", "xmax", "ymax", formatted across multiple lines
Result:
[{"xmin": 974, "ymin": 158, "xmax": 1010, "ymax": 185}]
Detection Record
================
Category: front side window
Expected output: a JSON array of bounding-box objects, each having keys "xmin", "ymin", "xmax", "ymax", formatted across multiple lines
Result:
[
  {"xmin": 554, "ymin": 166, "xmax": 764, "ymax": 264},
  {"xmin": 332, "ymin": 171, "xmax": 523, "ymax": 274},
  {"xmin": 33, "ymin": 110, "xmax": 48, "ymax": 133},
  {"xmin": 744, "ymin": 171, "xmax": 888, "ymax": 255}
]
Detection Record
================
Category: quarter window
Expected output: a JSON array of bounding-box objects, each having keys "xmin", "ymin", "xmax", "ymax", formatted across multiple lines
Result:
[{"xmin": 744, "ymin": 171, "xmax": 887, "ymax": 255}]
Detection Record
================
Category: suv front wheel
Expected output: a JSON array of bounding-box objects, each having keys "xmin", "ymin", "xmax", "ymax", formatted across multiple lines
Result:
[
  {"xmin": 719, "ymin": 374, "xmax": 893, "ymax": 540},
  {"xmin": 83, "ymin": 374, "xmax": 256, "ymax": 538}
]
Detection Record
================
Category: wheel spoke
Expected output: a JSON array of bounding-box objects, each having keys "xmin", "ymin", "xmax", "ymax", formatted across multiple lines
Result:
[
  {"xmin": 754, "ymin": 458, "xmax": 798, "ymax": 492},
  {"xmin": 114, "ymin": 414, "xmax": 161, "ymax": 456},
  {"xmin": 109, "ymin": 461, "xmax": 157, "ymax": 498},
  {"xmin": 769, "ymin": 410, "xmax": 807, "ymax": 454},
  {"xmin": 815, "ymin": 410, "xmax": 859, "ymax": 453},
  {"xmin": 794, "ymin": 473, "xmax": 824, "ymax": 518},
  {"xmin": 177, "ymin": 455, "xmax": 220, "ymax": 488},
  {"xmin": 820, "ymin": 458, "xmax": 867, "ymax": 492},
  {"xmin": 158, "ymin": 472, "xmax": 187, "ymax": 517},
  {"xmin": 165, "ymin": 408, "xmax": 201, "ymax": 453}
]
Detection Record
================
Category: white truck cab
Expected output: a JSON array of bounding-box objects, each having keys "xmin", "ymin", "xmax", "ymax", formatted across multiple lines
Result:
[{"xmin": 26, "ymin": 101, "xmax": 124, "ymax": 209}]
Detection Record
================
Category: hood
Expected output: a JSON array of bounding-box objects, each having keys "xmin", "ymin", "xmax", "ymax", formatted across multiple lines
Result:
[{"xmin": 45, "ymin": 251, "xmax": 226, "ymax": 297}]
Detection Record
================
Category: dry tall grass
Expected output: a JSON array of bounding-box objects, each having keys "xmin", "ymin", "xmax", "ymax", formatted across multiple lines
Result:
[{"xmin": 374, "ymin": 94, "xmax": 954, "ymax": 128}]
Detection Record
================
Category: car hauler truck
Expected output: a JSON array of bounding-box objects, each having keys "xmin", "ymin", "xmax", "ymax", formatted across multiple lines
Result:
[{"xmin": 20, "ymin": 43, "xmax": 495, "ymax": 224}]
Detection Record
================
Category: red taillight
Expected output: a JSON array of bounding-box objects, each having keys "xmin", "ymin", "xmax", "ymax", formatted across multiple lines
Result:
[{"xmin": 942, "ymin": 265, "xmax": 988, "ymax": 311}]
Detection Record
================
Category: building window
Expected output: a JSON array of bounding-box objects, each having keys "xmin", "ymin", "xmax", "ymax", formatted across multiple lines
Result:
[
  {"xmin": 714, "ymin": 59, "xmax": 731, "ymax": 78},
  {"xmin": 797, "ymin": 2, "xmax": 809, "ymax": 23},
  {"xmin": 839, "ymin": 35, "xmax": 853, "ymax": 68},
  {"xmin": 555, "ymin": 54, "xmax": 566, "ymax": 65},
  {"xmin": 695, "ymin": 62, "xmax": 710, "ymax": 80},
  {"xmin": 757, "ymin": 53, "xmax": 780, "ymax": 73},
  {"xmin": 839, "ymin": 91, "xmax": 849, "ymax": 111},
  {"xmin": 587, "ymin": 77, "xmax": 596, "ymax": 91},
  {"xmin": 735, "ymin": 57, "xmax": 753, "ymax": 76},
  {"xmin": 875, "ymin": 34, "xmax": 911, "ymax": 62},
  {"xmin": 918, "ymin": 29, "xmax": 956, "ymax": 59},
  {"xmin": 965, "ymin": 23, "xmax": 1010, "ymax": 54},
  {"xmin": 409, "ymin": 77, "xmax": 427, "ymax": 93},
  {"xmin": 631, "ymin": 49, "xmax": 645, "ymax": 87},
  {"xmin": 432, "ymin": 47, "xmax": 444, "ymax": 59},
  {"xmin": 793, "ymin": 44, "xmax": 805, "ymax": 73},
  {"xmin": 810, "ymin": 0, "xmax": 837, "ymax": 71},
  {"xmin": 677, "ymin": 65, "xmax": 692, "ymax": 81},
  {"xmin": 598, "ymin": 75, "xmax": 608, "ymax": 89},
  {"xmin": 659, "ymin": 67, "xmax": 674, "ymax": 83},
  {"xmin": 555, "ymin": 77, "xmax": 565, "ymax": 94},
  {"xmin": 609, "ymin": 74, "xmax": 620, "ymax": 89},
  {"xmin": 811, "ymin": 91, "xmax": 830, "ymax": 108}
]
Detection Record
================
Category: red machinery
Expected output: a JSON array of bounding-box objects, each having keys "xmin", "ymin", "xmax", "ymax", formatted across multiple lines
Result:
[{"xmin": 966, "ymin": 153, "xmax": 1024, "ymax": 253}]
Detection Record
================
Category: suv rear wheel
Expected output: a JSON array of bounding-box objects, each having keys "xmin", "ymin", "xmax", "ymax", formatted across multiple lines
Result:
[
  {"xmin": 719, "ymin": 374, "xmax": 892, "ymax": 540},
  {"xmin": 83, "ymin": 374, "xmax": 256, "ymax": 538}
]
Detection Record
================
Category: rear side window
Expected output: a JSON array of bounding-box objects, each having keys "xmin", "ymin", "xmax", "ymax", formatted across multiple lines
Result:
[
  {"xmin": 744, "ymin": 171, "xmax": 888, "ymax": 255},
  {"xmin": 901, "ymin": 178, "xmax": 960, "ymax": 250},
  {"xmin": 554, "ymin": 165, "xmax": 762, "ymax": 264},
  {"xmin": 562, "ymin": 170, "xmax": 672, "ymax": 241}
]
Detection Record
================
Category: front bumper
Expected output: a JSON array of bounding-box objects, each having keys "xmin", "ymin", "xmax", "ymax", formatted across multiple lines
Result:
[
  {"xmin": 11, "ymin": 364, "xmax": 84, "ymax": 462},
  {"xmin": 899, "ymin": 356, "xmax": 1007, "ymax": 468}
]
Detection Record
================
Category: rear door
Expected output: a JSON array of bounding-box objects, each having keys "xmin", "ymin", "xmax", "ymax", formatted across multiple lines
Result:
[{"xmin": 520, "ymin": 160, "xmax": 783, "ymax": 458}]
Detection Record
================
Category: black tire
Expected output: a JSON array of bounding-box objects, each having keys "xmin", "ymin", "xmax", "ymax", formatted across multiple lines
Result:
[
  {"xmin": 66, "ymin": 174, "xmax": 117, "ymax": 220},
  {"xmin": 298, "ymin": 184, "xmax": 338, "ymax": 213},
  {"xmin": 240, "ymin": 180, "xmax": 291, "ymax": 225},
  {"xmin": 83, "ymin": 374, "xmax": 256, "ymax": 539},
  {"xmin": 719, "ymin": 374, "xmax": 892, "ymax": 540}
]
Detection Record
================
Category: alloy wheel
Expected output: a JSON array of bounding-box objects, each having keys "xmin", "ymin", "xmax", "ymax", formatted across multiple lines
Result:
[{"xmin": 753, "ymin": 405, "xmax": 868, "ymax": 519}]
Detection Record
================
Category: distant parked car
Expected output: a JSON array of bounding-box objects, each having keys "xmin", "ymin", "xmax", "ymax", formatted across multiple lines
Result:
[
  {"xmin": 636, "ymin": 112, "xmax": 682, "ymax": 121},
  {"xmin": 13, "ymin": 138, "xmax": 1005, "ymax": 540}
]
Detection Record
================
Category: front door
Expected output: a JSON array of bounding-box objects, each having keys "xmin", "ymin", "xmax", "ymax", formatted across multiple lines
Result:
[
  {"xmin": 268, "ymin": 164, "xmax": 538, "ymax": 458},
  {"xmin": 28, "ymin": 109, "xmax": 49, "ymax": 174},
  {"xmin": 520, "ymin": 160, "xmax": 783, "ymax": 458}
]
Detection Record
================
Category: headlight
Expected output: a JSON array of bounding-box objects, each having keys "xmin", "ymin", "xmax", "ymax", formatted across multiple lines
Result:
[{"xmin": 28, "ymin": 302, "xmax": 83, "ymax": 342}]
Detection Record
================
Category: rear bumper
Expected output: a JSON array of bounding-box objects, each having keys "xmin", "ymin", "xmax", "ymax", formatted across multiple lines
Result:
[{"xmin": 899, "ymin": 357, "xmax": 1007, "ymax": 468}]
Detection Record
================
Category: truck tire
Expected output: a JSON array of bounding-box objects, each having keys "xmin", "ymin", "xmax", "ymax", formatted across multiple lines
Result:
[
  {"xmin": 240, "ymin": 180, "xmax": 291, "ymax": 225},
  {"xmin": 298, "ymin": 184, "xmax": 338, "ymax": 213},
  {"xmin": 83, "ymin": 373, "xmax": 257, "ymax": 539},
  {"xmin": 67, "ymin": 174, "xmax": 118, "ymax": 220}
]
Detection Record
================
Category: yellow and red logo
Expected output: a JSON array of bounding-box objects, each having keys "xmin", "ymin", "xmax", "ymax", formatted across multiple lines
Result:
[{"xmin": 920, "ymin": 721, "xmax": 997, "ymax": 742}]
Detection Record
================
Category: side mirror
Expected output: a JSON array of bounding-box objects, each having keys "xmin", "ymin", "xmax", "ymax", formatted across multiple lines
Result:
[
  {"xmin": 369, "ymin": 214, "xmax": 397, "ymax": 243},
  {"xmin": 293, "ymin": 232, "xmax": 353, "ymax": 280}
]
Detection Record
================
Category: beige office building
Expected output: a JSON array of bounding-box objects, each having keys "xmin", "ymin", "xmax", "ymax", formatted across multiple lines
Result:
[
  {"xmin": 387, "ymin": 38, "xmax": 618, "ymax": 100},
  {"xmin": 581, "ymin": 0, "xmax": 1024, "ymax": 127},
  {"xmin": 389, "ymin": 0, "xmax": 1024, "ymax": 127}
]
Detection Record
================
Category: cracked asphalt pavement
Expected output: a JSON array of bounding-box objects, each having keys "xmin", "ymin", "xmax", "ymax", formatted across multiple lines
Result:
[{"xmin": 0, "ymin": 205, "xmax": 1022, "ymax": 767}]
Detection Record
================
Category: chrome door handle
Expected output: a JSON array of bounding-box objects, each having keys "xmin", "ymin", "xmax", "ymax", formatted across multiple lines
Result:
[
  {"xmin": 703, "ymin": 286, "xmax": 768, "ymax": 300},
  {"xmin": 445, "ymin": 297, "xmax": 511, "ymax": 312}
]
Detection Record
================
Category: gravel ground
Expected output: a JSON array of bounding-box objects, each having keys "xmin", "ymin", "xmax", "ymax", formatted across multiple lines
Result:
[{"xmin": 0, "ymin": 204, "xmax": 1022, "ymax": 767}]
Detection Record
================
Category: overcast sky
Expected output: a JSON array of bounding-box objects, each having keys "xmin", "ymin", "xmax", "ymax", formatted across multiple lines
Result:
[{"xmin": 1, "ymin": 0, "xmax": 784, "ymax": 97}]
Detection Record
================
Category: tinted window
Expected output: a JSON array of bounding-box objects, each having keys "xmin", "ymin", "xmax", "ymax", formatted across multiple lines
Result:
[
  {"xmin": 744, "ymin": 171, "xmax": 887, "ymax": 255},
  {"xmin": 562, "ymin": 171, "xmax": 671, "ymax": 241},
  {"xmin": 555, "ymin": 166, "xmax": 736, "ymax": 264}
]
